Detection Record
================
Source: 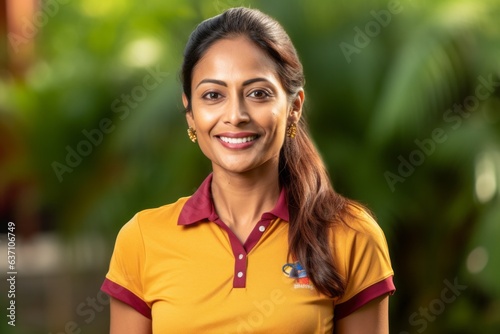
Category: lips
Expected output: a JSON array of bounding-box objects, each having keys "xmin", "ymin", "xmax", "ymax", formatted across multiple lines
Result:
[
  {"xmin": 219, "ymin": 135, "xmax": 257, "ymax": 144},
  {"xmin": 216, "ymin": 133, "xmax": 260, "ymax": 149}
]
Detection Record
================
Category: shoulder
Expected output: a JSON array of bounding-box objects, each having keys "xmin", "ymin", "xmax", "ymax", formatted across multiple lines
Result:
[
  {"xmin": 330, "ymin": 203, "xmax": 387, "ymax": 247},
  {"xmin": 331, "ymin": 203, "xmax": 395, "ymax": 317},
  {"xmin": 329, "ymin": 202, "xmax": 393, "ymax": 287},
  {"xmin": 117, "ymin": 196, "xmax": 191, "ymax": 239},
  {"xmin": 135, "ymin": 197, "xmax": 190, "ymax": 224}
]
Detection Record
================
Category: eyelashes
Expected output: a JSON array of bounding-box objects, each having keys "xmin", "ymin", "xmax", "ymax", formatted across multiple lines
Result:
[
  {"xmin": 248, "ymin": 89, "xmax": 272, "ymax": 99},
  {"xmin": 201, "ymin": 89, "xmax": 273, "ymax": 102},
  {"xmin": 202, "ymin": 92, "xmax": 223, "ymax": 100}
]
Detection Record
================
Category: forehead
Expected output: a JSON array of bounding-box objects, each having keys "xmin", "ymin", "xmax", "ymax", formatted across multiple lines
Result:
[{"xmin": 192, "ymin": 36, "xmax": 280, "ymax": 84}]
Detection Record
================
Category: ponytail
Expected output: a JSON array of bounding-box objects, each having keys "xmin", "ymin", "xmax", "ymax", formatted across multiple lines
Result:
[
  {"xmin": 181, "ymin": 7, "xmax": 353, "ymax": 298},
  {"xmin": 280, "ymin": 117, "xmax": 348, "ymax": 298}
]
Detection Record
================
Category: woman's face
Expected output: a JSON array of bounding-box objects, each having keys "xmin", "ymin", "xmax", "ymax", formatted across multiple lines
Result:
[{"xmin": 183, "ymin": 36, "xmax": 303, "ymax": 175}]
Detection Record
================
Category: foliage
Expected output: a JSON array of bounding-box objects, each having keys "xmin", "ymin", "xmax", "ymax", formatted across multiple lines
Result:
[{"xmin": 1, "ymin": 0, "xmax": 499, "ymax": 332}]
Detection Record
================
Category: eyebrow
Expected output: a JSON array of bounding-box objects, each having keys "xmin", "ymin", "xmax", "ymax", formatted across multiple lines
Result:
[{"xmin": 195, "ymin": 77, "xmax": 272, "ymax": 89}]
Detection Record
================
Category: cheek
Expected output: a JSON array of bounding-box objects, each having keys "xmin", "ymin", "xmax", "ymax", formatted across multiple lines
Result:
[
  {"xmin": 191, "ymin": 109, "xmax": 217, "ymax": 132},
  {"xmin": 270, "ymin": 106, "xmax": 288, "ymax": 131}
]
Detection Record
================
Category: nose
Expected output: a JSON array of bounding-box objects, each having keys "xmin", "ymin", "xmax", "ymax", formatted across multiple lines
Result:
[{"xmin": 223, "ymin": 95, "xmax": 250, "ymax": 126}]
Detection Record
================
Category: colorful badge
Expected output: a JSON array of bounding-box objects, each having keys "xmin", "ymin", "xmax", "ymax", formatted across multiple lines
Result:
[{"xmin": 282, "ymin": 261, "xmax": 313, "ymax": 289}]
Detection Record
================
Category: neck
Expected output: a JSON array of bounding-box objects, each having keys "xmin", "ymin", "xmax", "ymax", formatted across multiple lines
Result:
[{"xmin": 211, "ymin": 162, "xmax": 280, "ymax": 232}]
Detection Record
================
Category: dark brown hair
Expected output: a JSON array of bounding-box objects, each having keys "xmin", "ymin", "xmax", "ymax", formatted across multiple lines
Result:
[{"xmin": 181, "ymin": 7, "xmax": 350, "ymax": 298}]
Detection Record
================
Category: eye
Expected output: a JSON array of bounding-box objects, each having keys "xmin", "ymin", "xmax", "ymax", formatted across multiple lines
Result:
[
  {"xmin": 202, "ymin": 92, "xmax": 223, "ymax": 100},
  {"xmin": 248, "ymin": 89, "xmax": 271, "ymax": 99}
]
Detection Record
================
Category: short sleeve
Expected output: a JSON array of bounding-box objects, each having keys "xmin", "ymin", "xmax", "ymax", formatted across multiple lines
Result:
[
  {"xmin": 333, "ymin": 208, "xmax": 395, "ymax": 320},
  {"xmin": 101, "ymin": 214, "xmax": 152, "ymax": 319}
]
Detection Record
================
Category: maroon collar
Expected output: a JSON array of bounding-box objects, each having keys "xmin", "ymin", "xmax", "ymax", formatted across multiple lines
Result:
[{"xmin": 178, "ymin": 174, "xmax": 289, "ymax": 225}]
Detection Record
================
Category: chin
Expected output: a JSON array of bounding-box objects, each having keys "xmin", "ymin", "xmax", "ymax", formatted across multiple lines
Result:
[
  {"xmin": 223, "ymin": 165, "xmax": 256, "ymax": 174},
  {"xmin": 212, "ymin": 160, "xmax": 258, "ymax": 174}
]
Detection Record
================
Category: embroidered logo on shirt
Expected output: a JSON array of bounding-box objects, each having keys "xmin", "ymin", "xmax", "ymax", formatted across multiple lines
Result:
[{"xmin": 282, "ymin": 261, "xmax": 313, "ymax": 290}]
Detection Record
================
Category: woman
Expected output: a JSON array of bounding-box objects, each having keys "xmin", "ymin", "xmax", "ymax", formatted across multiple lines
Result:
[{"xmin": 101, "ymin": 7, "xmax": 395, "ymax": 333}]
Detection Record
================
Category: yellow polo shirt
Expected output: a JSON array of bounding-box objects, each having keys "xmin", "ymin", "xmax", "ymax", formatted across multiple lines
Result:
[{"xmin": 101, "ymin": 174, "xmax": 395, "ymax": 333}]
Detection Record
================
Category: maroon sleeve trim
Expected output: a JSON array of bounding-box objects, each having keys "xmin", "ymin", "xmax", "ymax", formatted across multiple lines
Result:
[
  {"xmin": 101, "ymin": 278, "xmax": 152, "ymax": 319},
  {"xmin": 335, "ymin": 276, "xmax": 395, "ymax": 320}
]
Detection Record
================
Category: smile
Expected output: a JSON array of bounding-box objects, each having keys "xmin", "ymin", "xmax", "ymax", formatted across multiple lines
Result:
[{"xmin": 219, "ymin": 136, "xmax": 258, "ymax": 144}]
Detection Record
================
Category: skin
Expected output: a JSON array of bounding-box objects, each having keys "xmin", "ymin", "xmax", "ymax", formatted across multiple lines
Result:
[
  {"xmin": 110, "ymin": 298, "xmax": 151, "ymax": 334},
  {"xmin": 184, "ymin": 36, "xmax": 303, "ymax": 243},
  {"xmin": 109, "ymin": 35, "xmax": 389, "ymax": 333},
  {"xmin": 335, "ymin": 295, "xmax": 390, "ymax": 334}
]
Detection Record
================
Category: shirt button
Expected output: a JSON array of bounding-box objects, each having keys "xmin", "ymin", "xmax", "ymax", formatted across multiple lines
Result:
[
  {"xmin": 237, "ymin": 271, "xmax": 244, "ymax": 278},
  {"xmin": 238, "ymin": 254, "xmax": 244, "ymax": 260},
  {"xmin": 258, "ymin": 226, "xmax": 265, "ymax": 232}
]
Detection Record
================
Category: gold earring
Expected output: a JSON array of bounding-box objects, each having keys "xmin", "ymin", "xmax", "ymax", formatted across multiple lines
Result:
[
  {"xmin": 187, "ymin": 127, "xmax": 197, "ymax": 143},
  {"xmin": 286, "ymin": 123, "xmax": 297, "ymax": 138}
]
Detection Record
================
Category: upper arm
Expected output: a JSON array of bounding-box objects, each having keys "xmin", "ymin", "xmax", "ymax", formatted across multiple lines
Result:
[
  {"xmin": 334, "ymin": 294, "xmax": 389, "ymax": 334},
  {"xmin": 110, "ymin": 297, "xmax": 152, "ymax": 334},
  {"xmin": 102, "ymin": 215, "xmax": 153, "ymax": 327},
  {"xmin": 332, "ymin": 208, "xmax": 395, "ymax": 322}
]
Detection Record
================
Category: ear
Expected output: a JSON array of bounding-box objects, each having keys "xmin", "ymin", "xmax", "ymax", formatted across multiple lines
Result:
[
  {"xmin": 288, "ymin": 89, "xmax": 304, "ymax": 124},
  {"xmin": 183, "ymin": 93, "xmax": 195, "ymax": 128},
  {"xmin": 182, "ymin": 93, "xmax": 190, "ymax": 112}
]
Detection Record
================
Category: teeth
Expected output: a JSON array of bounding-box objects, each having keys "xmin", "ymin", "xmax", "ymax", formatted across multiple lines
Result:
[{"xmin": 219, "ymin": 136, "xmax": 257, "ymax": 144}]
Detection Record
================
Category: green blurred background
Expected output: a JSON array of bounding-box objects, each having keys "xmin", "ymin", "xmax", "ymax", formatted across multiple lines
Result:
[{"xmin": 1, "ymin": 0, "xmax": 499, "ymax": 333}]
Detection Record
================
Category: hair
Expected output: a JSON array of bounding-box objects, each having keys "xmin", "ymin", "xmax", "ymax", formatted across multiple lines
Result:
[{"xmin": 181, "ymin": 7, "xmax": 352, "ymax": 298}]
